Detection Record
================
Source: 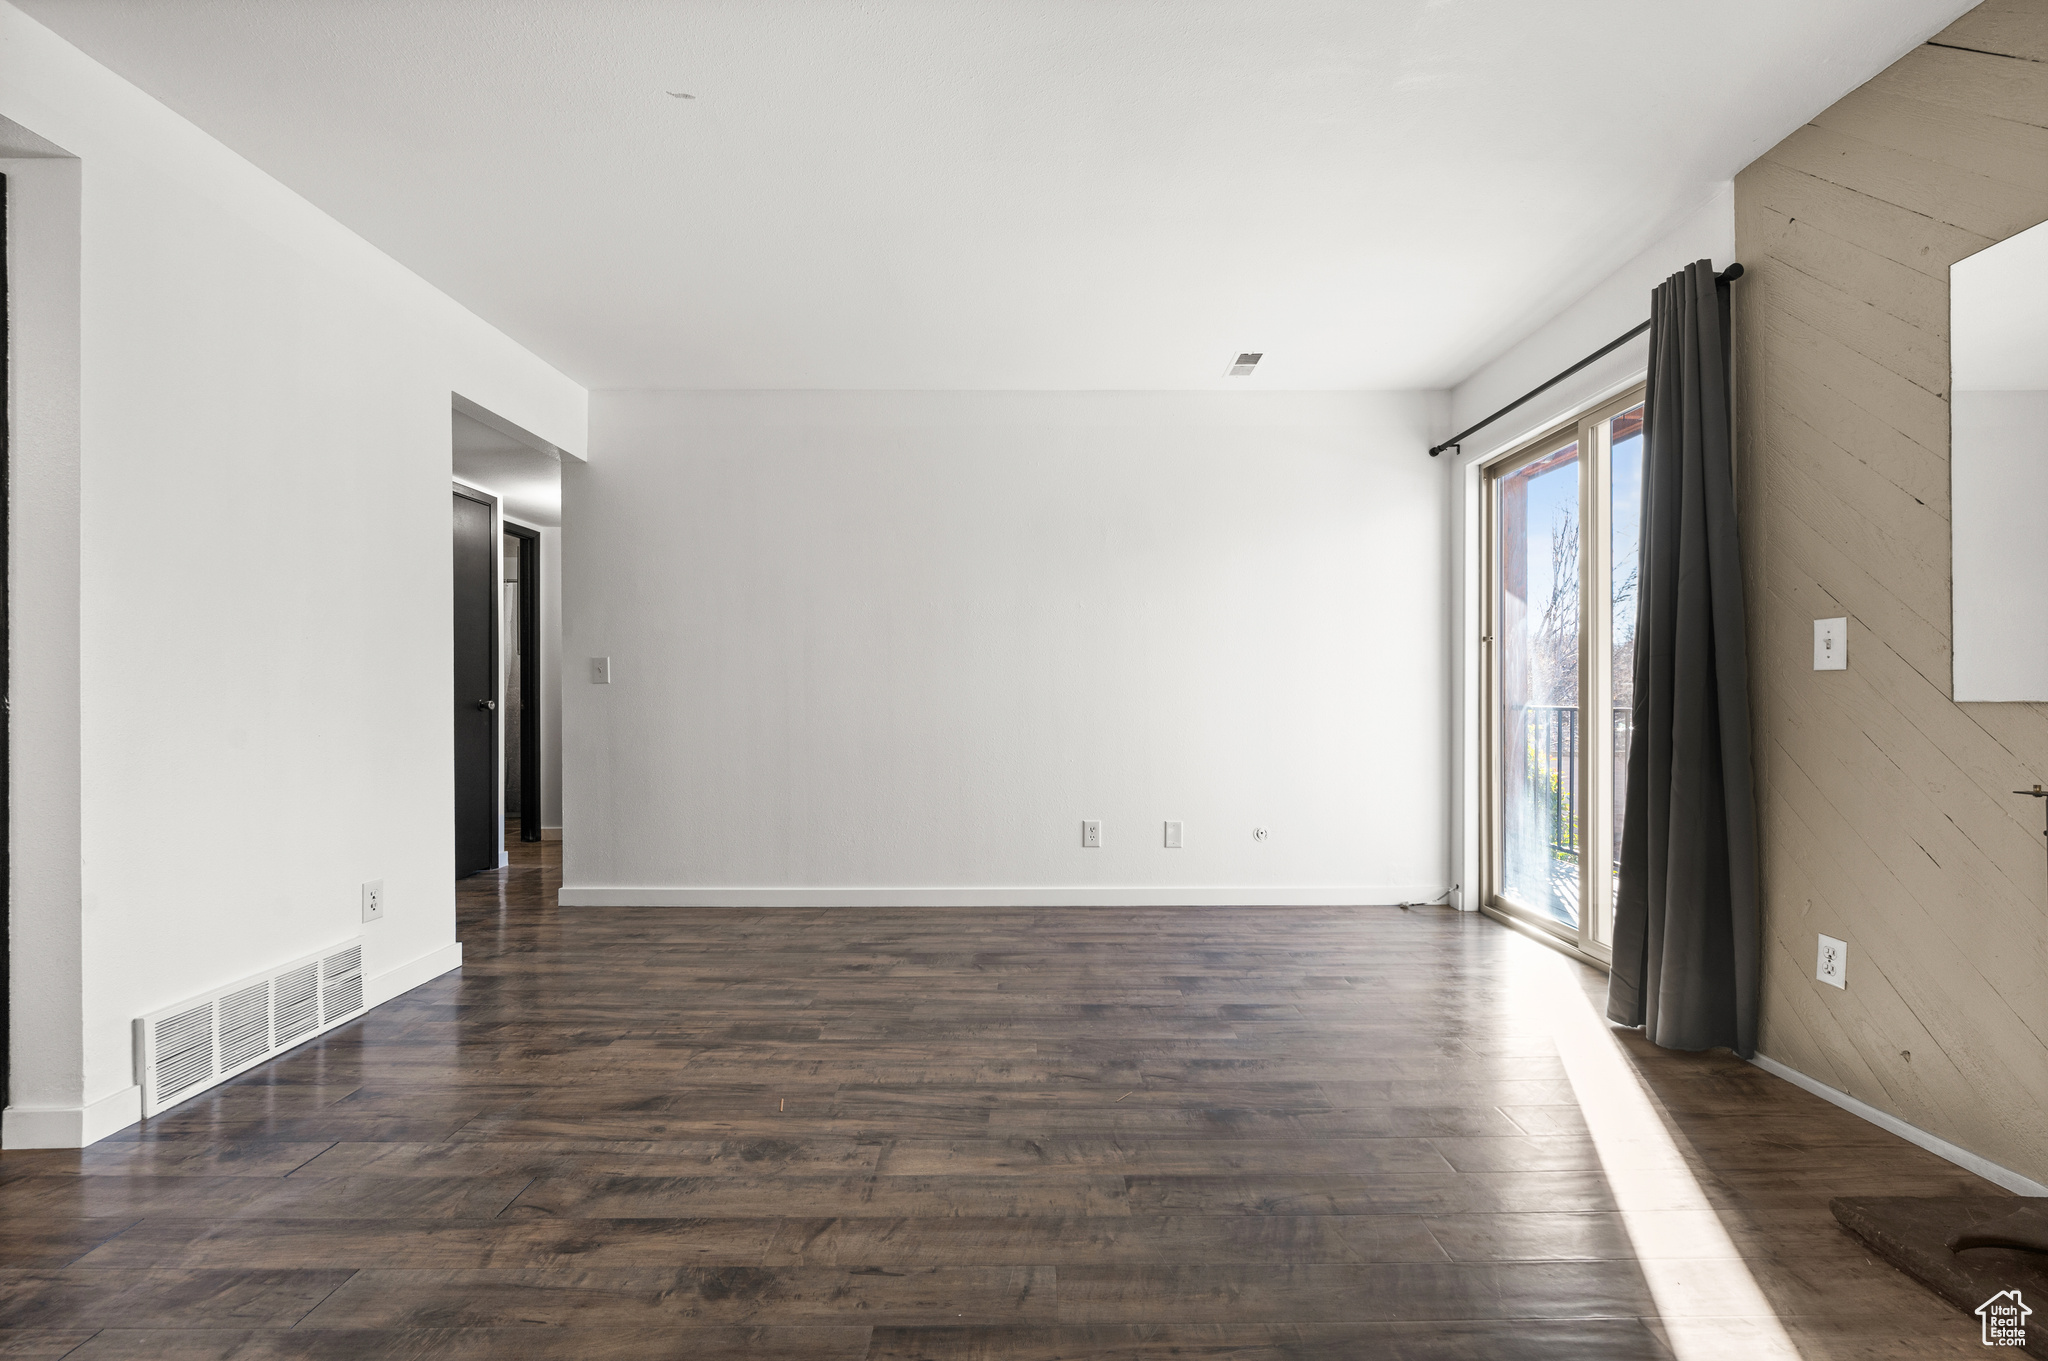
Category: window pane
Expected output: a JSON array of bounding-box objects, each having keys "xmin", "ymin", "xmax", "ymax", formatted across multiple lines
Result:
[
  {"xmin": 1608, "ymin": 404, "xmax": 1644, "ymax": 910},
  {"xmin": 1499, "ymin": 443, "xmax": 1581, "ymax": 928}
]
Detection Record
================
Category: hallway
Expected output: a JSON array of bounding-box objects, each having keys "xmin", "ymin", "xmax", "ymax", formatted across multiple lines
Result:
[{"xmin": 0, "ymin": 839, "xmax": 2007, "ymax": 1356}]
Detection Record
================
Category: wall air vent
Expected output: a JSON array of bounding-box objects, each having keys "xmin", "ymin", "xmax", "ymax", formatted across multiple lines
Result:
[
  {"xmin": 1228, "ymin": 352, "xmax": 1263, "ymax": 377},
  {"xmin": 217, "ymin": 981, "xmax": 270, "ymax": 1070},
  {"xmin": 274, "ymin": 962, "xmax": 319, "ymax": 1047},
  {"xmin": 322, "ymin": 945, "xmax": 364, "ymax": 1021},
  {"xmin": 151, "ymin": 1002, "xmax": 214, "ymax": 1108},
  {"xmin": 135, "ymin": 937, "xmax": 368, "ymax": 1118}
]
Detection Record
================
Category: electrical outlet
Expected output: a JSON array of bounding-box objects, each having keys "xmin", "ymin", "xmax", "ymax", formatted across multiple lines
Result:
[
  {"xmin": 1163, "ymin": 820, "xmax": 1183, "ymax": 849},
  {"xmin": 361, "ymin": 879, "xmax": 385, "ymax": 924},
  {"xmin": 1081, "ymin": 820, "xmax": 1102, "ymax": 848},
  {"xmin": 1816, "ymin": 933, "xmax": 1847, "ymax": 989},
  {"xmin": 590, "ymin": 656, "xmax": 611, "ymax": 684}
]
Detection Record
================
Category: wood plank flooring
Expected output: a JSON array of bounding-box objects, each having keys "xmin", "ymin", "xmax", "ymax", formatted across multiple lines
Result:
[{"xmin": 0, "ymin": 838, "xmax": 2013, "ymax": 1357}]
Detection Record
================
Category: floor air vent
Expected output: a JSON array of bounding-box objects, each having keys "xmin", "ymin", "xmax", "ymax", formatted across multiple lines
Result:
[{"xmin": 136, "ymin": 937, "xmax": 368, "ymax": 1118}]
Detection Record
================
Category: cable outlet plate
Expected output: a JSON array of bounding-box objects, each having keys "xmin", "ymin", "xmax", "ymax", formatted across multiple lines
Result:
[
  {"xmin": 1163, "ymin": 821, "xmax": 1183, "ymax": 849},
  {"xmin": 1816, "ymin": 933, "xmax": 1846, "ymax": 989}
]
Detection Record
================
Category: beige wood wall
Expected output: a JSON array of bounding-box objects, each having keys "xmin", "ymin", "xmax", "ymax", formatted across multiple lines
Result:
[{"xmin": 1734, "ymin": 0, "xmax": 2048, "ymax": 1183}]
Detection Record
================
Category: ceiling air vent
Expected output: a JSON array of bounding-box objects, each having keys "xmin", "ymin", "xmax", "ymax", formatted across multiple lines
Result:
[
  {"xmin": 136, "ymin": 937, "xmax": 369, "ymax": 1118},
  {"xmin": 1228, "ymin": 352, "xmax": 1263, "ymax": 377}
]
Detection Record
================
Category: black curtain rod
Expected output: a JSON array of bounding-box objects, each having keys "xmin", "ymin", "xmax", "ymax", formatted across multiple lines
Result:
[{"xmin": 1427, "ymin": 262, "xmax": 1744, "ymax": 457}]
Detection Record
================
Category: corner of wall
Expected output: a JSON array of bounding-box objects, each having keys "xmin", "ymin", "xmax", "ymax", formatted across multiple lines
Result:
[
  {"xmin": 1, "ymin": 1084, "xmax": 140, "ymax": 1150},
  {"xmin": 3, "ymin": 147, "xmax": 86, "ymax": 1120},
  {"xmin": 1733, "ymin": 0, "xmax": 2048, "ymax": 1187},
  {"xmin": 1442, "ymin": 183, "xmax": 1736, "ymax": 931},
  {"xmin": 365, "ymin": 941, "xmax": 463, "ymax": 1010}
]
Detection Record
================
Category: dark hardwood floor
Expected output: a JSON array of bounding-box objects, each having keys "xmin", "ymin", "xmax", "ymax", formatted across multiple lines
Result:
[{"xmin": 0, "ymin": 836, "xmax": 2010, "ymax": 1357}]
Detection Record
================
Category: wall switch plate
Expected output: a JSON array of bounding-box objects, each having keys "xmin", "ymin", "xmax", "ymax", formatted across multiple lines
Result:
[
  {"xmin": 1814, "ymin": 618, "xmax": 1847, "ymax": 671},
  {"xmin": 1081, "ymin": 820, "xmax": 1102, "ymax": 848},
  {"xmin": 1163, "ymin": 820, "xmax": 1183, "ymax": 848},
  {"xmin": 1816, "ymin": 933, "xmax": 1847, "ymax": 989},
  {"xmin": 591, "ymin": 656, "xmax": 611, "ymax": 684},
  {"xmin": 361, "ymin": 879, "xmax": 385, "ymax": 924}
]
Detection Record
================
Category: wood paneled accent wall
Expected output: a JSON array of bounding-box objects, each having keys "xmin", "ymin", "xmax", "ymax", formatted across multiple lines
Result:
[{"xmin": 1733, "ymin": 0, "xmax": 2048, "ymax": 1183}]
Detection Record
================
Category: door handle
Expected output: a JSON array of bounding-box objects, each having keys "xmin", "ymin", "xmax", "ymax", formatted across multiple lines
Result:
[{"xmin": 477, "ymin": 699, "xmax": 496, "ymax": 712}]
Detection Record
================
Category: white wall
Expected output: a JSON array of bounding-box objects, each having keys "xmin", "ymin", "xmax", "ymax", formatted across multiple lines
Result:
[
  {"xmin": 2, "ymin": 2, "xmax": 586, "ymax": 1146},
  {"xmin": 1952, "ymin": 390, "xmax": 2048, "ymax": 701},
  {"xmin": 539, "ymin": 525, "xmax": 565, "ymax": 833},
  {"xmin": 4, "ymin": 149, "xmax": 84, "ymax": 1128},
  {"xmin": 1442, "ymin": 187, "xmax": 1735, "ymax": 915},
  {"xmin": 562, "ymin": 390, "xmax": 1449, "ymax": 906},
  {"xmin": 1447, "ymin": 185, "xmax": 1737, "ymax": 446}
]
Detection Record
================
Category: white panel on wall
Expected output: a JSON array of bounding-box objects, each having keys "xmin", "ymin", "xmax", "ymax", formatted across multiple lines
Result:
[
  {"xmin": 1952, "ymin": 217, "xmax": 2048, "ymax": 703},
  {"xmin": 1953, "ymin": 391, "xmax": 2048, "ymax": 701}
]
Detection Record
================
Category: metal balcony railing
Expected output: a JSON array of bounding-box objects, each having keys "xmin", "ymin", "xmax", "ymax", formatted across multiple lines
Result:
[
  {"xmin": 1521, "ymin": 704, "xmax": 1638, "ymax": 865},
  {"xmin": 1524, "ymin": 704, "xmax": 1580, "ymax": 862}
]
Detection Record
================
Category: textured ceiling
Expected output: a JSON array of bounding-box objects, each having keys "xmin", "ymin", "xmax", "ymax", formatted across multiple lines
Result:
[{"xmin": 17, "ymin": 0, "xmax": 1976, "ymax": 389}]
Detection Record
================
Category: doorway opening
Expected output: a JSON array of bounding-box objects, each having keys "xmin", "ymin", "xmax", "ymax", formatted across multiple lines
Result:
[
  {"xmin": 452, "ymin": 486, "xmax": 499, "ymax": 877},
  {"xmin": 504, "ymin": 525, "xmax": 540, "ymax": 844},
  {"xmin": 450, "ymin": 400, "xmax": 562, "ymax": 882}
]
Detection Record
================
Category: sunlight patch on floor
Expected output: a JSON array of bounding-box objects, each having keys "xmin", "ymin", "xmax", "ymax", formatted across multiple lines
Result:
[{"xmin": 1507, "ymin": 937, "xmax": 1802, "ymax": 1360}]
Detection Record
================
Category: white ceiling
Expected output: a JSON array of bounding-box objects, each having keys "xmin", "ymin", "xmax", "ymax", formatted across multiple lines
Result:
[
  {"xmin": 453, "ymin": 412, "xmax": 562, "ymax": 526},
  {"xmin": 1953, "ymin": 217, "xmax": 2048, "ymax": 391},
  {"xmin": 19, "ymin": 0, "xmax": 1973, "ymax": 390}
]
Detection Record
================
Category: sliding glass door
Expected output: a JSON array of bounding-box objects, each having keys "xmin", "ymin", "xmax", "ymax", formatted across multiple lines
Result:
[
  {"xmin": 1495, "ymin": 433, "xmax": 1582, "ymax": 931},
  {"xmin": 1484, "ymin": 390, "xmax": 1644, "ymax": 958}
]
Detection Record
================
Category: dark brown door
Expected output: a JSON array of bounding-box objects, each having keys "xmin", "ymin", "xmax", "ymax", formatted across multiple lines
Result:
[{"xmin": 453, "ymin": 491, "xmax": 497, "ymax": 876}]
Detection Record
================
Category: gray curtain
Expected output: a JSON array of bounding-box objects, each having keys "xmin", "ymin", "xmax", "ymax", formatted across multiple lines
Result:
[{"xmin": 1606, "ymin": 260, "xmax": 1760, "ymax": 1058}]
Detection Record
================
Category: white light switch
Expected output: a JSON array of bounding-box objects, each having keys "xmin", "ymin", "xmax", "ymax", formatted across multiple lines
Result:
[
  {"xmin": 1081, "ymin": 820, "xmax": 1102, "ymax": 848},
  {"xmin": 1816, "ymin": 933, "xmax": 1847, "ymax": 989},
  {"xmin": 1814, "ymin": 618, "xmax": 1847, "ymax": 671},
  {"xmin": 1164, "ymin": 821, "xmax": 1183, "ymax": 849},
  {"xmin": 591, "ymin": 656, "xmax": 611, "ymax": 684}
]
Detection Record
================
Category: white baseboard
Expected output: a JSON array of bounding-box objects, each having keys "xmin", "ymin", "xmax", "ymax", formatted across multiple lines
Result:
[
  {"xmin": 558, "ymin": 885, "xmax": 1442, "ymax": 908},
  {"xmin": 366, "ymin": 940, "xmax": 464, "ymax": 1009},
  {"xmin": 3, "ymin": 1083, "xmax": 142, "ymax": 1150},
  {"xmin": 1750, "ymin": 1053, "xmax": 2048, "ymax": 1197},
  {"xmin": 1, "ymin": 944, "xmax": 465, "ymax": 1151}
]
